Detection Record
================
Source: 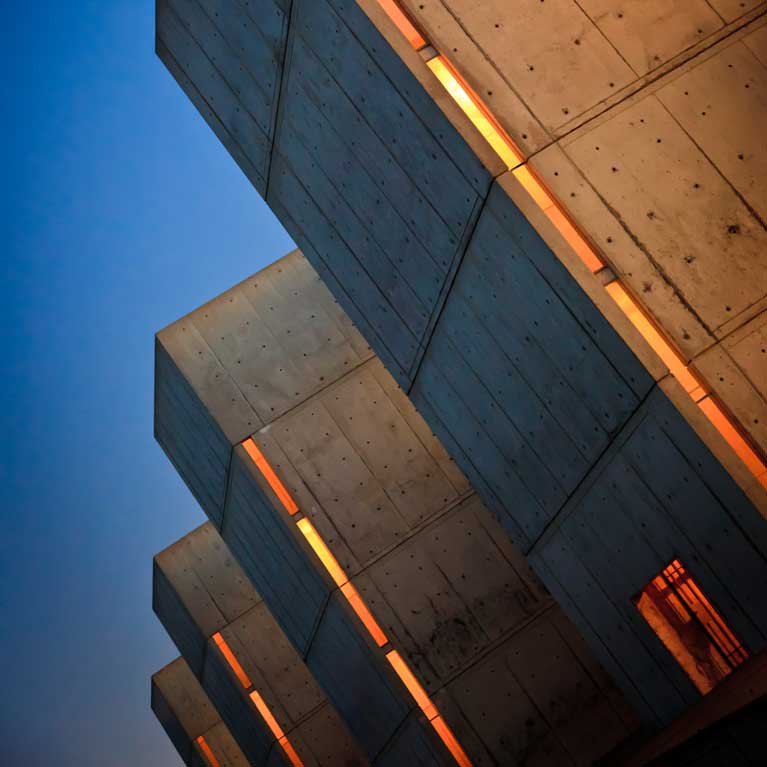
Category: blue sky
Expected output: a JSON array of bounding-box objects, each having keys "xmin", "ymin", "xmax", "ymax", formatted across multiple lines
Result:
[{"xmin": 1, "ymin": 2, "xmax": 293, "ymax": 764}]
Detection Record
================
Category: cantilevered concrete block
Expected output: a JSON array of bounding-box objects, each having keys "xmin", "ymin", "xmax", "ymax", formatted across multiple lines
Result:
[
  {"xmin": 154, "ymin": 523, "xmax": 370, "ymax": 767},
  {"xmin": 152, "ymin": 656, "xmax": 251, "ymax": 767},
  {"xmin": 155, "ymin": 249, "xmax": 371, "ymax": 524},
  {"xmin": 155, "ymin": 252, "xmax": 640, "ymax": 765}
]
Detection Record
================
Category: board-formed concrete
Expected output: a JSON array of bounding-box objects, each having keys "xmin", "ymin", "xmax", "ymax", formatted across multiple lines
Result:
[
  {"xmin": 154, "ymin": 523, "xmax": 370, "ymax": 767},
  {"xmin": 154, "ymin": 0, "xmax": 767, "ymax": 757},
  {"xmin": 152, "ymin": 656, "xmax": 252, "ymax": 767}
]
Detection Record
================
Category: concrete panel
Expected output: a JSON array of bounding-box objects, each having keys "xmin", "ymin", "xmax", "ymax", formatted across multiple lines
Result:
[
  {"xmin": 154, "ymin": 523, "xmax": 261, "ymax": 675},
  {"xmin": 399, "ymin": 0, "xmax": 635, "ymax": 133},
  {"xmin": 695, "ymin": 311, "xmax": 767, "ymax": 457},
  {"xmin": 256, "ymin": 359, "xmax": 466, "ymax": 571},
  {"xmin": 708, "ymin": 0, "xmax": 766, "ymax": 22},
  {"xmin": 372, "ymin": 710, "xmax": 451, "ymax": 767},
  {"xmin": 744, "ymin": 21, "xmax": 767, "ymax": 66},
  {"xmin": 529, "ymin": 143, "xmax": 713, "ymax": 358},
  {"xmin": 305, "ymin": 592, "xmax": 413, "ymax": 760},
  {"xmin": 156, "ymin": 0, "xmax": 273, "ymax": 192},
  {"xmin": 222, "ymin": 603, "xmax": 326, "ymax": 728},
  {"xmin": 357, "ymin": 495, "xmax": 551, "ymax": 690},
  {"xmin": 270, "ymin": 0, "xmax": 491, "ymax": 384},
  {"xmin": 562, "ymin": 95, "xmax": 767, "ymax": 347},
  {"xmin": 411, "ymin": 180, "xmax": 651, "ymax": 547},
  {"xmin": 657, "ymin": 41, "xmax": 767, "ymax": 223},
  {"xmin": 578, "ymin": 1, "xmax": 723, "ymax": 76},
  {"xmin": 437, "ymin": 609, "xmax": 637, "ymax": 767},
  {"xmin": 222, "ymin": 445, "xmax": 331, "ymax": 654}
]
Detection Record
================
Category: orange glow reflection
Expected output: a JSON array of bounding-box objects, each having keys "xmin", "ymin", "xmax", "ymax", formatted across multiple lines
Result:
[
  {"xmin": 196, "ymin": 736, "xmax": 223, "ymax": 767},
  {"xmin": 427, "ymin": 57, "xmax": 522, "ymax": 170},
  {"xmin": 376, "ymin": 0, "xmax": 426, "ymax": 49},
  {"xmin": 212, "ymin": 632, "xmax": 252, "ymax": 689},
  {"xmin": 243, "ymin": 439, "xmax": 299, "ymax": 515}
]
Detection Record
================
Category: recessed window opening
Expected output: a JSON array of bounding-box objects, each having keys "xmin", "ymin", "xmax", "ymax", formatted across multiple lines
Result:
[
  {"xmin": 242, "ymin": 440, "xmax": 475, "ymax": 766},
  {"xmin": 634, "ymin": 559, "xmax": 748, "ymax": 694}
]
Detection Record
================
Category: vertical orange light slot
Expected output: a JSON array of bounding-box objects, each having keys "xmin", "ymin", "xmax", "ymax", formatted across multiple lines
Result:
[
  {"xmin": 196, "ymin": 736, "xmax": 223, "ymax": 767},
  {"xmin": 296, "ymin": 517, "xmax": 389, "ymax": 645},
  {"xmin": 341, "ymin": 581, "xmax": 389, "ymax": 647},
  {"xmin": 604, "ymin": 282, "xmax": 702, "ymax": 395},
  {"xmin": 249, "ymin": 690, "xmax": 305, "ymax": 767},
  {"xmin": 296, "ymin": 517, "xmax": 347, "ymax": 587},
  {"xmin": 386, "ymin": 650, "xmax": 438, "ymax": 719},
  {"xmin": 212, "ymin": 632, "xmax": 252, "ymax": 689},
  {"xmin": 386, "ymin": 650, "xmax": 473, "ymax": 766},
  {"xmin": 427, "ymin": 56, "xmax": 522, "ymax": 170},
  {"xmin": 243, "ymin": 438, "xmax": 299, "ymax": 515},
  {"xmin": 376, "ymin": 0, "xmax": 427, "ymax": 49}
]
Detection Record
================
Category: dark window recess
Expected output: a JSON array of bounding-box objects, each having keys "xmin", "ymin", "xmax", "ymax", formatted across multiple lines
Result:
[{"xmin": 634, "ymin": 559, "xmax": 748, "ymax": 694}]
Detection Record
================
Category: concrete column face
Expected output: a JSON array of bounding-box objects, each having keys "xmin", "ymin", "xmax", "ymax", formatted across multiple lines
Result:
[{"xmin": 155, "ymin": 0, "xmax": 767, "ymax": 741}]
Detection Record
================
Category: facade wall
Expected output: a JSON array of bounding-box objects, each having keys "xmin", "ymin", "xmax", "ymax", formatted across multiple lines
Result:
[
  {"xmin": 154, "ymin": 523, "xmax": 369, "ymax": 767},
  {"xmin": 152, "ymin": 656, "xmax": 252, "ymax": 767},
  {"xmin": 154, "ymin": 0, "xmax": 767, "ymax": 756},
  {"xmin": 156, "ymin": 251, "xmax": 640, "ymax": 766}
]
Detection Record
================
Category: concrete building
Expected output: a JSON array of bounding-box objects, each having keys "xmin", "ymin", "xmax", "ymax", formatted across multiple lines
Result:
[
  {"xmin": 152, "ymin": 656, "xmax": 253, "ymax": 767},
  {"xmin": 154, "ymin": 522, "xmax": 370, "ymax": 766},
  {"xmin": 152, "ymin": 2, "xmax": 767, "ymax": 764}
]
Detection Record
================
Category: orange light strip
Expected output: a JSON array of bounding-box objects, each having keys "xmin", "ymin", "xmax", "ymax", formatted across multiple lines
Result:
[
  {"xmin": 213, "ymin": 632, "xmax": 305, "ymax": 766},
  {"xmin": 386, "ymin": 650, "xmax": 473, "ymax": 767},
  {"xmin": 427, "ymin": 57, "xmax": 522, "ymax": 170},
  {"xmin": 375, "ymin": 0, "xmax": 767, "ymax": 487},
  {"xmin": 242, "ymin": 445, "xmax": 475, "ymax": 766},
  {"xmin": 296, "ymin": 516, "xmax": 389, "ymax": 646},
  {"xmin": 376, "ymin": 0, "xmax": 427, "ymax": 49},
  {"xmin": 340, "ymin": 581, "xmax": 389, "ymax": 647},
  {"xmin": 295, "ymin": 517, "xmax": 348, "ymax": 587},
  {"xmin": 243, "ymin": 439, "xmax": 299, "ymax": 515},
  {"xmin": 196, "ymin": 736, "xmax": 223, "ymax": 767},
  {"xmin": 212, "ymin": 632, "xmax": 252, "ymax": 688}
]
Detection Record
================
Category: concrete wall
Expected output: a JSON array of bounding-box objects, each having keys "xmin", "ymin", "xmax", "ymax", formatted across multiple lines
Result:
[
  {"xmin": 152, "ymin": 656, "xmax": 252, "ymax": 767},
  {"xmin": 154, "ymin": 523, "xmax": 370, "ymax": 767},
  {"xmin": 154, "ymin": 0, "xmax": 767, "ymax": 753},
  {"xmin": 156, "ymin": 251, "xmax": 641, "ymax": 765}
]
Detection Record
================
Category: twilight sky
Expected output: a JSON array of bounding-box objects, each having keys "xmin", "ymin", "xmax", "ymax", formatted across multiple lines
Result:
[{"xmin": 1, "ymin": 2, "xmax": 293, "ymax": 765}]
